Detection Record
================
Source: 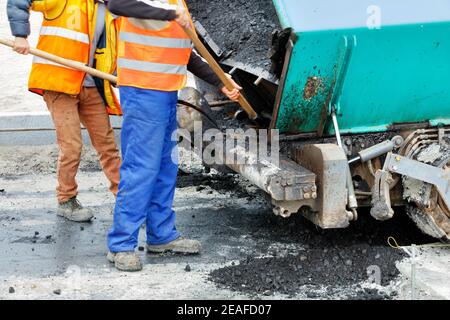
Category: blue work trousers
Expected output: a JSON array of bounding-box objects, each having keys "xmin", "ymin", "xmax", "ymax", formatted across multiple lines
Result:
[{"xmin": 108, "ymin": 86, "xmax": 180, "ymax": 252}]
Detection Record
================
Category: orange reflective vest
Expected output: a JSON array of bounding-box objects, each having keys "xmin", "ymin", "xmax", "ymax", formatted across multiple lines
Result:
[
  {"xmin": 117, "ymin": 0, "xmax": 194, "ymax": 91},
  {"xmin": 28, "ymin": 0, "xmax": 121, "ymax": 116}
]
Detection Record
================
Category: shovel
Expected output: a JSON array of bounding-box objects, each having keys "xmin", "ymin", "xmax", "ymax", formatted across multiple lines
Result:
[{"xmin": 0, "ymin": 38, "xmax": 118, "ymax": 84}]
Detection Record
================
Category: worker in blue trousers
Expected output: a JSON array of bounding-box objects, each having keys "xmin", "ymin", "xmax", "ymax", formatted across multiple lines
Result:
[{"xmin": 106, "ymin": 0, "xmax": 242, "ymax": 271}]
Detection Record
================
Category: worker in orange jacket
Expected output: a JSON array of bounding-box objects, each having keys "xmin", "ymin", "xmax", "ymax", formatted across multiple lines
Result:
[
  {"xmin": 106, "ymin": 0, "xmax": 241, "ymax": 271},
  {"xmin": 7, "ymin": 0, "xmax": 122, "ymax": 222}
]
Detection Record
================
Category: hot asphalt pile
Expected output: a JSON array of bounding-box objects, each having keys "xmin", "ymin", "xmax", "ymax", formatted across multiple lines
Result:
[
  {"xmin": 187, "ymin": 0, "xmax": 281, "ymax": 71},
  {"xmin": 208, "ymin": 208, "xmax": 434, "ymax": 299}
]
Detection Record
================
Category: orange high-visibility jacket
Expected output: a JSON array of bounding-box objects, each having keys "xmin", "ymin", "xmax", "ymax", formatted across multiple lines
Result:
[
  {"xmin": 117, "ymin": 0, "xmax": 194, "ymax": 91},
  {"xmin": 28, "ymin": 0, "xmax": 121, "ymax": 115}
]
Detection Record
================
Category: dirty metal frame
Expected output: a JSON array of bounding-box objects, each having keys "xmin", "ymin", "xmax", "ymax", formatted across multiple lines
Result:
[
  {"xmin": 221, "ymin": 60, "xmax": 279, "ymax": 86},
  {"xmin": 193, "ymin": 21, "xmax": 224, "ymax": 59},
  {"xmin": 269, "ymin": 36, "xmax": 295, "ymax": 131},
  {"xmin": 290, "ymin": 144, "xmax": 354, "ymax": 228},
  {"xmin": 193, "ymin": 20, "xmax": 279, "ymax": 86},
  {"xmin": 207, "ymin": 140, "xmax": 317, "ymax": 218},
  {"xmin": 371, "ymin": 169, "xmax": 395, "ymax": 221},
  {"xmin": 384, "ymin": 153, "xmax": 450, "ymax": 210}
]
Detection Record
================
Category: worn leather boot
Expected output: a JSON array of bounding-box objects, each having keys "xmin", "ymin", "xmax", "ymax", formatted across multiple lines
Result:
[
  {"xmin": 57, "ymin": 197, "xmax": 93, "ymax": 222},
  {"xmin": 107, "ymin": 252, "xmax": 143, "ymax": 272},
  {"xmin": 146, "ymin": 237, "xmax": 201, "ymax": 254}
]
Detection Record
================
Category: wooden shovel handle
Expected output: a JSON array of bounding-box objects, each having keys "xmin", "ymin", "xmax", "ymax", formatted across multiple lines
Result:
[
  {"xmin": 182, "ymin": 27, "xmax": 258, "ymax": 120},
  {"xmin": 0, "ymin": 38, "xmax": 117, "ymax": 84},
  {"xmin": 2, "ymin": 34, "xmax": 259, "ymax": 120}
]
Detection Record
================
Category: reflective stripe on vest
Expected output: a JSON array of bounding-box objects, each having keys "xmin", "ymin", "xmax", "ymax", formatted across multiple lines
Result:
[
  {"xmin": 118, "ymin": 58, "xmax": 187, "ymax": 75},
  {"xmin": 39, "ymin": 26, "xmax": 90, "ymax": 44},
  {"xmin": 120, "ymin": 32, "xmax": 191, "ymax": 49},
  {"xmin": 117, "ymin": 0, "xmax": 194, "ymax": 91}
]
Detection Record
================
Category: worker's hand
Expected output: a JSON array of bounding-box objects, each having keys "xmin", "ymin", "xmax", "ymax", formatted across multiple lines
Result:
[
  {"xmin": 175, "ymin": 7, "xmax": 191, "ymax": 29},
  {"xmin": 13, "ymin": 37, "xmax": 30, "ymax": 55},
  {"xmin": 221, "ymin": 75, "xmax": 242, "ymax": 101}
]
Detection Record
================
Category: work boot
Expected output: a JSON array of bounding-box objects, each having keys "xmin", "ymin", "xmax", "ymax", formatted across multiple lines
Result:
[
  {"xmin": 107, "ymin": 252, "xmax": 143, "ymax": 272},
  {"xmin": 57, "ymin": 197, "xmax": 93, "ymax": 222},
  {"xmin": 146, "ymin": 237, "xmax": 201, "ymax": 254}
]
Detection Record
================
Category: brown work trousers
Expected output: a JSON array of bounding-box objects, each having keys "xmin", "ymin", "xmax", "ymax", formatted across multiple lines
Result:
[{"xmin": 43, "ymin": 87, "xmax": 121, "ymax": 203}]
